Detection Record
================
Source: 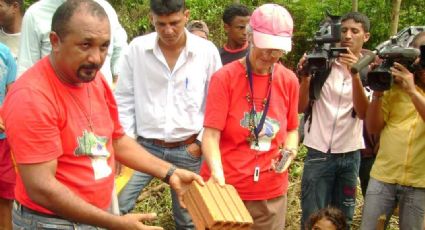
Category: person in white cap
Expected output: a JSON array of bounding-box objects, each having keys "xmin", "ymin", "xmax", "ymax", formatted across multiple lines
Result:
[{"xmin": 200, "ymin": 3, "xmax": 299, "ymax": 229}]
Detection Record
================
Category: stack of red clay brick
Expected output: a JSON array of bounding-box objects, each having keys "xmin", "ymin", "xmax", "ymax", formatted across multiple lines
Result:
[{"xmin": 183, "ymin": 180, "xmax": 253, "ymax": 230}]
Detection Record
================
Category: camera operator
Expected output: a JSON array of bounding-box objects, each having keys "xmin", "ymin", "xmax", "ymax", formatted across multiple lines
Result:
[
  {"xmin": 298, "ymin": 12, "xmax": 371, "ymax": 227},
  {"xmin": 361, "ymin": 32, "xmax": 425, "ymax": 229}
]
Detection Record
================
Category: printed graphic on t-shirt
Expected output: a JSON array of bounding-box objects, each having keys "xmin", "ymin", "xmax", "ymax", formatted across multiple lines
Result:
[
  {"xmin": 75, "ymin": 130, "xmax": 112, "ymax": 180},
  {"xmin": 240, "ymin": 112, "xmax": 280, "ymax": 151}
]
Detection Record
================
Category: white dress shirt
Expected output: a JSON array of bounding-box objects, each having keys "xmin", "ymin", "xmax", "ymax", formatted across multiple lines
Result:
[
  {"xmin": 303, "ymin": 60, "xmax": 365, "ymax": 153},
  {"xmin": 17, "ymin": 0, "xmax": 128, "ymax": 86},
  {"xmin": 115, "ymin": 30, "xmax": 222, "ymax": 141}
]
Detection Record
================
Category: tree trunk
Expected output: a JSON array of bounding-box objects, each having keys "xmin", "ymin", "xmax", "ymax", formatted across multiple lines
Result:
[
  {"xmin": 352, "ymin": 0, "xmax": 358, "ymax": 12},
  {"xmin": 390, "ymin": 0, "xmax": 402, "ymax": 35}
]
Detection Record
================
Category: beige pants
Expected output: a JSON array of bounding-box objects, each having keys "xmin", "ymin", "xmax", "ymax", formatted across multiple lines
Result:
[{"xmin": 243, "ymin": 194, "xmax": 287, "ymax": 230}]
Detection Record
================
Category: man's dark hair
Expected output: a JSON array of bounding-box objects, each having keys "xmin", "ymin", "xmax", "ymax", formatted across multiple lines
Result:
[
  {"xmin": 3, "ymin": 0, "xmax": 24, "ymax": 14},
  {"xmin": 222, "ymin": 3, "xmax": 250, "ymax": 25},
  {"xmin": 341, "ymin": 12, "xmax": 370, "ymax": 33},
  {"xmin": 150, "ymin": 0, "xmax": 185, "ymax": 15},
  {"xmin": 51, "ymin": 0, "xmax": 107, "ymax": 39},
  {"xmin": 305, "ymin": 207, "xmax": 348, "ymax": 230}
]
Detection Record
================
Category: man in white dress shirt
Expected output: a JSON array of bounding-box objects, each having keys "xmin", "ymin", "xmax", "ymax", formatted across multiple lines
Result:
[
  {"xmin": 114, "ymin": 0, "xmax": 221, "ymax": 229},
  {"xmin": 17, "ymin": 0, "xmax": 127, "ymax": 87}
]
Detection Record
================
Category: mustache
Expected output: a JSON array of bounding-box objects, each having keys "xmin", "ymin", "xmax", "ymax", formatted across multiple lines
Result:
[{"xmin": 79, "ymin": 64, "xmax": 100, "ymax": 70}]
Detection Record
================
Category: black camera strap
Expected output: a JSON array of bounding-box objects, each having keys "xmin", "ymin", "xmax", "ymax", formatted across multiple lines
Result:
[
  {"xmin": 304, "ymin": 57, "xmax": 370, "ymax": 133},
  {"xmin": 246, "ymin": 53, "xmax": 273, "ymax": 146}
]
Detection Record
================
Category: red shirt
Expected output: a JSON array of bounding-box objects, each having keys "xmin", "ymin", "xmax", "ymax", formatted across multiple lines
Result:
[
  {"xmin": 200, "ymin": 61, "xmax": 299, "ymax": 200},
  {"xmin": 2, "ymin": 57, "xmax": 124, "ymax": 214}
]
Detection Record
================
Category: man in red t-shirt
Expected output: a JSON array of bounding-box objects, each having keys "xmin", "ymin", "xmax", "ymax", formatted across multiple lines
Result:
[{"xmin": 2, "ymin": 1, "xmax": 203, "ymax": 229}]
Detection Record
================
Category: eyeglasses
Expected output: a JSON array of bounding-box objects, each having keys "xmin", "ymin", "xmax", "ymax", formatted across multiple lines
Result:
[
  {"xmin": 263, "ymin": 49, "xmax": 285, "ymax": 58},
  {"xmin": 252, "ymin": 40, "xmax": 285, "ymax": 58}
]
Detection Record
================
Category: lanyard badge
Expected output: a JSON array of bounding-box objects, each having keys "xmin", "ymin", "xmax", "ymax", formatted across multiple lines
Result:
[
  {"xmin": 245, "ymin": 53, "xmax": 275, "ymax": 182},
  {"xmin": 253, "ymin": 166, "xmax": 260, "ymax": 182},
  {"xmin": 245, "ymin": 53, "xmax": 273, "ymax": 150}
]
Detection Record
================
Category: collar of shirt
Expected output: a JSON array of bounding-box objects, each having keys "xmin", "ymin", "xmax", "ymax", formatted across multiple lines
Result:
[{"xmin": 143, "ymin": 29, "xmax": 197, "ymax": 58}]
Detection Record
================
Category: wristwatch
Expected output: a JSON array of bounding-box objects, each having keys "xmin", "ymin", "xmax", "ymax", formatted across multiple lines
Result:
[{"xmin": 163, "ymin": 165, "xmax": 177, "ymax": 184}]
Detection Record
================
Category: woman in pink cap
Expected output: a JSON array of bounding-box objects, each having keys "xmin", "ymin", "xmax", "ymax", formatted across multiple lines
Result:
[{"xmin": 200, "ymin": 3, "xmax": 299, "ymax": 229}]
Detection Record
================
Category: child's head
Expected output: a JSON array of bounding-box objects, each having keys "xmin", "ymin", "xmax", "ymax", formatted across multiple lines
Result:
[{"xmin": 305, "ymin": 207, "xmax": 347, "ymax": 230}]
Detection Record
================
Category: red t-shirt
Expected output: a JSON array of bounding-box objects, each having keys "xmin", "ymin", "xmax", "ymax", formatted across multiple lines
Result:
[
  {"xmin": 2, "ymin": 57, "xmax": 124, "ymax": 214},
  {"xmin": 200, "ymin": 61, "xmax": 299, "ymax": 200}
]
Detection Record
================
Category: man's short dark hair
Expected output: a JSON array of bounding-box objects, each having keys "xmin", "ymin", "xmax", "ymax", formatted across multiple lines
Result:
[
  {"xmin": 341, "ymin": 12, "xmax": 370, "ymax": 33},
  {"xmin": 3, "ymin": 0, "xmax": 23, "ymax": 14},
  {"xmin": 150, "ymin": 0, "xmax": 185, "ymax": 15},
  {"xmin": 3, "ymin": 0, "xmax": 22, "ymax": 6},
  {"xmin": 51, "ymin": 0, "xmax": 107, "ymax": 39},
  {"xmin": 222, "ymin": 3, "xmax": 250, "ymax": 25}
]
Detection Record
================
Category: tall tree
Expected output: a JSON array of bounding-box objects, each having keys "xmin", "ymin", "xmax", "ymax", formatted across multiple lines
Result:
[
  {"xmin": 390, "ymin": 0, "xmax": 402, "ymax": 35},
  {"xmin": 352, "ymin": 0, "xmax": 358, "ymax": 12}
]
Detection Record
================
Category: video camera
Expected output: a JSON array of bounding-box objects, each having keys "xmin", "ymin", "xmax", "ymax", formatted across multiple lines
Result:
[
  {"xmin": 298, "ymin": 11, "xmax": 345, "ymax": 100},
  {"xmin": 351, "ymin": 26, "xmax": 425, "ymax": 91},
  {"xmin": 299, "ymin": 11, "xmax": 343, "ymax": 76}
]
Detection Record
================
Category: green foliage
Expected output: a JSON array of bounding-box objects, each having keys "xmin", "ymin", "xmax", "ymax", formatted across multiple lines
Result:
[
  {"xmin": 112, "ymin": 0, "xmax": 151, "ymax": 39},
  {"xmin": 132, "ymin": 179, "xmax": 175, "ymax": 229},
  {"xmin": 186, "ymin": 0, "xmax": 229, "ymax": 46},
  {"xmin": 24, "ymin": 0, "xmax": 425, "ymax": 67}
]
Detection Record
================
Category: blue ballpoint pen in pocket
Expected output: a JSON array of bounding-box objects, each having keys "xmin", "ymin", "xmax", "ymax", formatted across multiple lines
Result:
[{"xmin": 185, "ymin": 77, "xmax": 188, "ymax": 89}]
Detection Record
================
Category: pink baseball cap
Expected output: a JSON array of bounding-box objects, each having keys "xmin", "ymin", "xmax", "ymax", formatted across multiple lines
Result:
[{"xmin": 250, "ymin": 4, "xmax": 293, "ymax": 52}]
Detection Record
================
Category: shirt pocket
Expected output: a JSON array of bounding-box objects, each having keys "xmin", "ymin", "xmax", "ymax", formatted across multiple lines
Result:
[{"xmin": 176, "ymin": 69, "xmax": 208, "ymax": 113}]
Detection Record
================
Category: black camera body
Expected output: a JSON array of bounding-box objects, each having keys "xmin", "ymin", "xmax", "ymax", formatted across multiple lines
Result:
[
  {"xmin": 299, "ymin": 11, "xmax": 343, "ymax": 100},
  {"xmin": 368, "ymin": 41, "xmax": 420, "ymax": 91},
  {"xmin": 352, "ymin": 26, "xmax": 425, "ymax": 91},
  {"xmin": 300, "ymin": 11, "xmax": 342, "ymax": 76}
]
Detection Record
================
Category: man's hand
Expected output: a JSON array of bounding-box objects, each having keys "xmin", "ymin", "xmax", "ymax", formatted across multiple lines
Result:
[
  {"xmin": 168, "ymin": 168, "xmax": 204, "ymax": 208},
  {"xmin": 391, "ymin": 62, "xmax": 416, "ymax": 94},
  {"xmin": 296, "ymin": 53, "xmax": 310, "ymax": 78},
  {"xmin": 111, "ymin": 213, "xmax": 163, "ymax": 230},
  {"xmin": 185, "ymin": 143, "xmax": 202, "ymax": 158},
  {"xmin": 339, "ymin": 48, "xmax": 359, "ymax": 75}
]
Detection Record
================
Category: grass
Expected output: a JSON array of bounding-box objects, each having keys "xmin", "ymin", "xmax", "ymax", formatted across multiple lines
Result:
[{"xmin": 133, "ymin": 147, "xmax": 400, "ymax": 229}]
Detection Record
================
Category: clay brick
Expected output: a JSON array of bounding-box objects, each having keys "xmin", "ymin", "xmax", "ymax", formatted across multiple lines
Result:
[{"xmin": 183, "ymin": 180, "xmax": 253, "ymax": 230}]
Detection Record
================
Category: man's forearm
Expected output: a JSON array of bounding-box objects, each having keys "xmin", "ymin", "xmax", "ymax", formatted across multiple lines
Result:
[
  {"xmin": 298, "ymin": 77, "xmax": 311, "ymax": 113},
  {"xmin": 113, "ymin": 135, "xmax": 170, "ymax": 180},
  {"xmin": 409, "ymin": 90, "xmax": 425, "ymax": 121},
  {"xmin": 19, "ymin": 165, "xmax": 123, "ymax": 229},
  {"xmin": 365, "ymin": 93, "xmax": 385, "ymax": 134},
  {"xmin": 352, "ymin": 74, "xmax": 369, "ymax": 119},
  {"xmin": 30, "ymin": 180, "xmax": 122, "ymax": 229}
]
